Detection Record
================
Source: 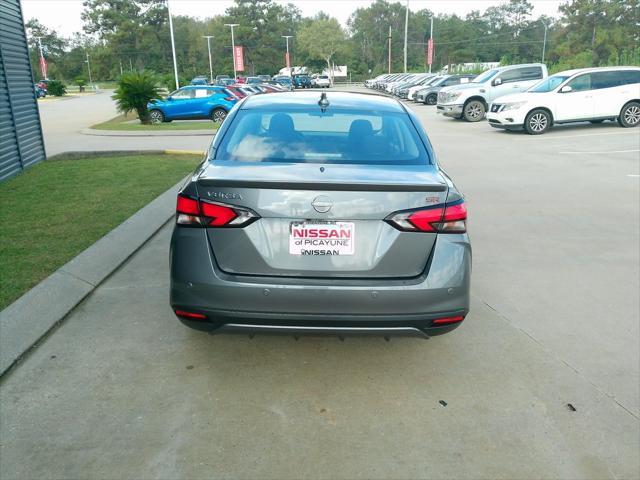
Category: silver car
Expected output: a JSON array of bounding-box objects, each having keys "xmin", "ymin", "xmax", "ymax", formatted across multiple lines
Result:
[{"xmin": 170, "ymin": 91, "xmax": 471, "ymax": 338}]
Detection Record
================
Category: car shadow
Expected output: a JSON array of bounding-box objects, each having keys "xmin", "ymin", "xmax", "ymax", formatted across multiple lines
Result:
[{"xmin": 493, "ymin": 119, "xmax": 622, "ymax": 136}]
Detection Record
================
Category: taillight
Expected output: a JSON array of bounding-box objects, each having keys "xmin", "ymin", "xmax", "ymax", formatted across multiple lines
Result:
[
  {"xmin": 432, "ymin": 315, "xmax": 465, "ymax": 325},
  {"xmin": 176, "ymin": 194, "xmax": 259, "ymax": 227},
  {"xmin": 385, "ymin": 200, "xmax": 467, "ymax": 233},
  {"xmin": 174, "ymin": 309, "xmax": 207, "ymax": 320}
]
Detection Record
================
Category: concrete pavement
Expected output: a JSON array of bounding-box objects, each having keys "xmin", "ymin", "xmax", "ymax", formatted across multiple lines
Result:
[
  {"xmin": 37, "ymin": 91, "xmax": 213, "ymax": 156},
  {"xmin": 2, "ymin": 88, "xmax": 638, "ymax": 479}
]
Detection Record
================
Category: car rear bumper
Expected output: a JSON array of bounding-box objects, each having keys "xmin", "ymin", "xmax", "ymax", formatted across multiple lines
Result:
[
  {"xmin": 437, "ymin": 104, "xmax": 463, "ymax": 117},
  {"xmin": 170, "ymin": 227, "xmax": 471, "ymax": 335}
]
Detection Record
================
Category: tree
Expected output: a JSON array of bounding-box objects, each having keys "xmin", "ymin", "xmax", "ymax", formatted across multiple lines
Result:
[
  {"xmin": 24, "ymin": 0, "xmax": 637, "ymax": 84},
  {"xmin": 82, "ymin": 0, "xmax": 171, "ymax": 73},
  {"xmin": 549, "ymin": 0, "xmax": 639, "ymax": 67},
  {"xmin": 112, "ymin": 71, "xmax": 162, "ymax": 124},
  {"xmin": 297, "ymin": 15, "xmax": 346, "ymax": 80},
  {"xmin": 25, "ymin": 19, "xmax": 67, "ymax": 79},
  {"xmin": 347, "ymin": 0, "xmax": 409, "ymax": 74},
  {"xmin": 223, "ymin": 0, "xmax": 302, "ymax": 75}
]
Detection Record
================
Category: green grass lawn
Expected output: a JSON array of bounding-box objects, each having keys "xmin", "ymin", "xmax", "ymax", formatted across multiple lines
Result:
[
  {"xmin": 0, "ymin": 153, "xmax": 201, "ymax": 310},
  {"xmin": 91, "ymin": 114, "xmax": 219, "ymax": 131}
]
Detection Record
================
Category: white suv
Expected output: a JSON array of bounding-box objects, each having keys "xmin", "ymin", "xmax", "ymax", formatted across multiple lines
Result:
[
  {"xmin": 315, "ymin": 75, "xmax": 331, "ymax": 88},
  {"xmin": 437, "ymin": 63, "xmax": 548, "ymax": 122},
  {"xmin": 486, "ymin": 67, "xmax": 640, "ymax": 134}
]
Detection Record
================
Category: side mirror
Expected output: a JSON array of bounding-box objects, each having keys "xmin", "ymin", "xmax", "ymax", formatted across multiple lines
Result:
[
  {"xmin": 493, "ymin": 78, "xmax": 502, "ymax": 86},
  {"xmin": 167, "ymin": 96, "xmax": 173, "ymax": 101},
  {"xmin": 560, "ymin": 85, "xmax": 572, "ymax": 93}
]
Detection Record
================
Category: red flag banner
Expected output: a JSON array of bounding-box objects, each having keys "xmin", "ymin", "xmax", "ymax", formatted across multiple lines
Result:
[
  {"xmin": 234, "ymin": 46, "xmax": 245, "ymax": 72},
  {"xmin": 285, "ymin": 52, "xmax": 290, "ymax": 69},
  {"xmin": 427, "ymin": 39, "xmax": 434, "ymax": 66},
  {"xmin": 39, "ymin": 56, "xmax": 48, "ymax": 79}
]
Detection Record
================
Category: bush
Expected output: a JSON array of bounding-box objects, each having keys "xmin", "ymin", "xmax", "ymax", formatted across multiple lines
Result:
[
  {"xmin": 549, "ymin": 51, "xmax": 595, "ymax": 74},
  {"xmin": 47, "ymin": 80, "xmax": 66, "ymax": 96},
  {"xmin": 112, "ymin": 70, "xmax": 162, "ymax": 124}
]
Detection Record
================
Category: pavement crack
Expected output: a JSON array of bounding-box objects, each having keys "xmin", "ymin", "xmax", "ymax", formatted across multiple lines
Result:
[
  {"xmin": 59, "ymin": 269, "xmax": 96, "ymax": 288},
  {"xmin": 474, "ymin": 294, "xmax": 640, "ymax": 421},
  {"xmin": 100, "ymin": 284, "xmax": 168, "ymax": 291}
]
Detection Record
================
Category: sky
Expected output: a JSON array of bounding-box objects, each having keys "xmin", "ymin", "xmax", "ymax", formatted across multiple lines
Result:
[{"xmin": 22, "ymin": 0, "xmax": 564, "ymax": 36}]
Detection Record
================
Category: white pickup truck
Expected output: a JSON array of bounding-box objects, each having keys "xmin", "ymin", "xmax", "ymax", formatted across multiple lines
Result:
[{"xmin": 437, "ymin": 63, "xmax": 549, "ymax": 122}]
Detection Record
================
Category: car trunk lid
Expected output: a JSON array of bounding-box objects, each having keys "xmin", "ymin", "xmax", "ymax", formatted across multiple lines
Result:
[{"xmin": 197, "ymin": 162, "xmax": 448, "ymax": 278}]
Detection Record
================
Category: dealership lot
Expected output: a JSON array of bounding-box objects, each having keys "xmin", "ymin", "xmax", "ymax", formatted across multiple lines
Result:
[{"xmin": 1, "ymin": 89, "xmax": 638, "ymax": 479}]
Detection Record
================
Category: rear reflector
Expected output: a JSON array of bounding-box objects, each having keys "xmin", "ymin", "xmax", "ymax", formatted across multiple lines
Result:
[
  {"xmin": 174, "ymin": 309, "xmax": 207, "ymax": 320},
  {"xmin": 386, "ymin": 200, "xmax": 467, "ymax": 233},
  {"xmin": 432, "ymin": 315, "xmax": 465, "ymax": 325},
  {"xmin": 176, "ymin": 194, "xmax": 259, "ymax": 228}
]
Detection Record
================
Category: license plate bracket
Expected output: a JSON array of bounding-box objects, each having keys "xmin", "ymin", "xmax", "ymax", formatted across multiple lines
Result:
[{"xmin": 289, "ymin": 221, "xmax": 355, "ymax": 256}]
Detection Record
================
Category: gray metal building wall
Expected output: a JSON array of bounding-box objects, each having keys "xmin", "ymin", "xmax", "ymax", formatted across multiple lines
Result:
[{"xmin": 0, "ymin": 0, "xmax": 46, "ymax": 181}]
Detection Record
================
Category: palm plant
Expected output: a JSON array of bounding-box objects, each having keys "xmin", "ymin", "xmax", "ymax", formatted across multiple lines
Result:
[{"xmin": 112, "ymin": 71, "xmax": 162, "ymax": 124}]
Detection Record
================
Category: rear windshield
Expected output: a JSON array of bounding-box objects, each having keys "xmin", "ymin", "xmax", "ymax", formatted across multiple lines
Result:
[{"xmin": 215, "ymin": 109, "xmax": 430, "ymax": 165}]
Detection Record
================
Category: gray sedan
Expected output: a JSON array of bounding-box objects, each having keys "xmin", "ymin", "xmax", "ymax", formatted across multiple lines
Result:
[{"xmin": 170, "ymin": 91, "xmax": 471, "ymax": 338}]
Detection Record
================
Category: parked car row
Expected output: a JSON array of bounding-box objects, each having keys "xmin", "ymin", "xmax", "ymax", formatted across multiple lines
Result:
[
  {"xmin": 147, "ymin": 81, "xmax": 291, "ymax": 124},
  {"xmin": 365, "ymin": 72, "xmax": 476, "ymax": 103},
  {"xmin": 366, "ymin": 64, "xmax": 640, "ymax": 134},
  {"xmin": 193, "ymin": 74, "xmax": 279, "ymax": 86}
]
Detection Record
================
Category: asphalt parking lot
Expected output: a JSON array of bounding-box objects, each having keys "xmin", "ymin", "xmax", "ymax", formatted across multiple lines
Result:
[{"xmin": 1, "ymin": 87, "xmax": 638, "ymax": 479}]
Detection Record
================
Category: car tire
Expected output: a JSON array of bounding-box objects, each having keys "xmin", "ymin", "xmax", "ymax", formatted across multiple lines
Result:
[
  {"xmin": 426, "ymin": 94, "xmax": 437, "ymax": 105},
  {"xmin": 149, "ymin": 109, "xmax": 164, "ymax": 124},
  {"xmin": 589, "ymin": 119, "xmax": 605, "ymax": 124},
  {"xmin": 463, "ymin": 100, "xmax": 485, "ymax": 122},
  {"xmin": 618, "ymin": 101, "xmax": 640, "ymax": 128},
  {"xmin": 211, "ymin": 108, "xmax": 227, "ymax": 123},
  {"xmin": 524, "ymin": 109, "xmax": 551, "ymax": 135}
]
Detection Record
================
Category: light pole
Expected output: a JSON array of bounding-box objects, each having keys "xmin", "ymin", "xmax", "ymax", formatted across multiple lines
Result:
[
  {"xmin": 541, "ymin": 22, "xmax": 549, "ymax": 63},
  {"xmin": 85, "ymin": 52, "xmax": 93, "ymax": 84},
  {"xmin": 428, "ymin": 16, "xmax": 434, "ymax": 73},
  {"xmin": 225, "ymin": 23, "xmax": 239, "ymax": 80},
  {"xmin": 387, "ymin": 26, "xmax": 392, "ymax": 74},
  {"xmin": 166, "ymin": 0, "xmax": 179, "ymax": 90},
  {"xmin": 403, "ymin": 0, "xmax": 409, "ymax": 73},
  {"xmin": 282, "ymin": 35, "xmax": 292, "ymax": 76},
  {"xmin": 203, "ymin": 35, "xmax": 214, "ymax": 83}
]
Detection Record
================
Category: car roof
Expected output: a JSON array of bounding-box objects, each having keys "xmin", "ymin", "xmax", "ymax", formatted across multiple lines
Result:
[
  {"xmin": 553, "ymin": 66, "xmax": 640, "ymax": 76},
  {"xmin": 241, "ymin": 91, "xmax": 405, "ymax": 113},
  {"xmin": 182, "ymin": 85, "xmax": 223, "ymax": 89},
  {"xmin": 494, "ymin": 63, "xmax": 544, "ymax": 71}
]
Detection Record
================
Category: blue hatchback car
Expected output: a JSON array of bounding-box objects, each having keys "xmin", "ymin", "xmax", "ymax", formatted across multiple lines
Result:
[{"xmin": 148, "ymin": 85, "xmax": 238, "ymax": 123}]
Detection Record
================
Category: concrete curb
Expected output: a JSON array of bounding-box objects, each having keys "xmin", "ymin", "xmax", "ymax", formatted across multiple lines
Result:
[
  {"xmin": 0, "ymin": 177, "xmax": 186, "ymax": 376},
  {"xmin": 46, "ymin": 150, "xmax": 205, "ymax": 161},
  {"xmin": 80, "ymin": 127, "xmax": 215, "ymax": 137}
]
